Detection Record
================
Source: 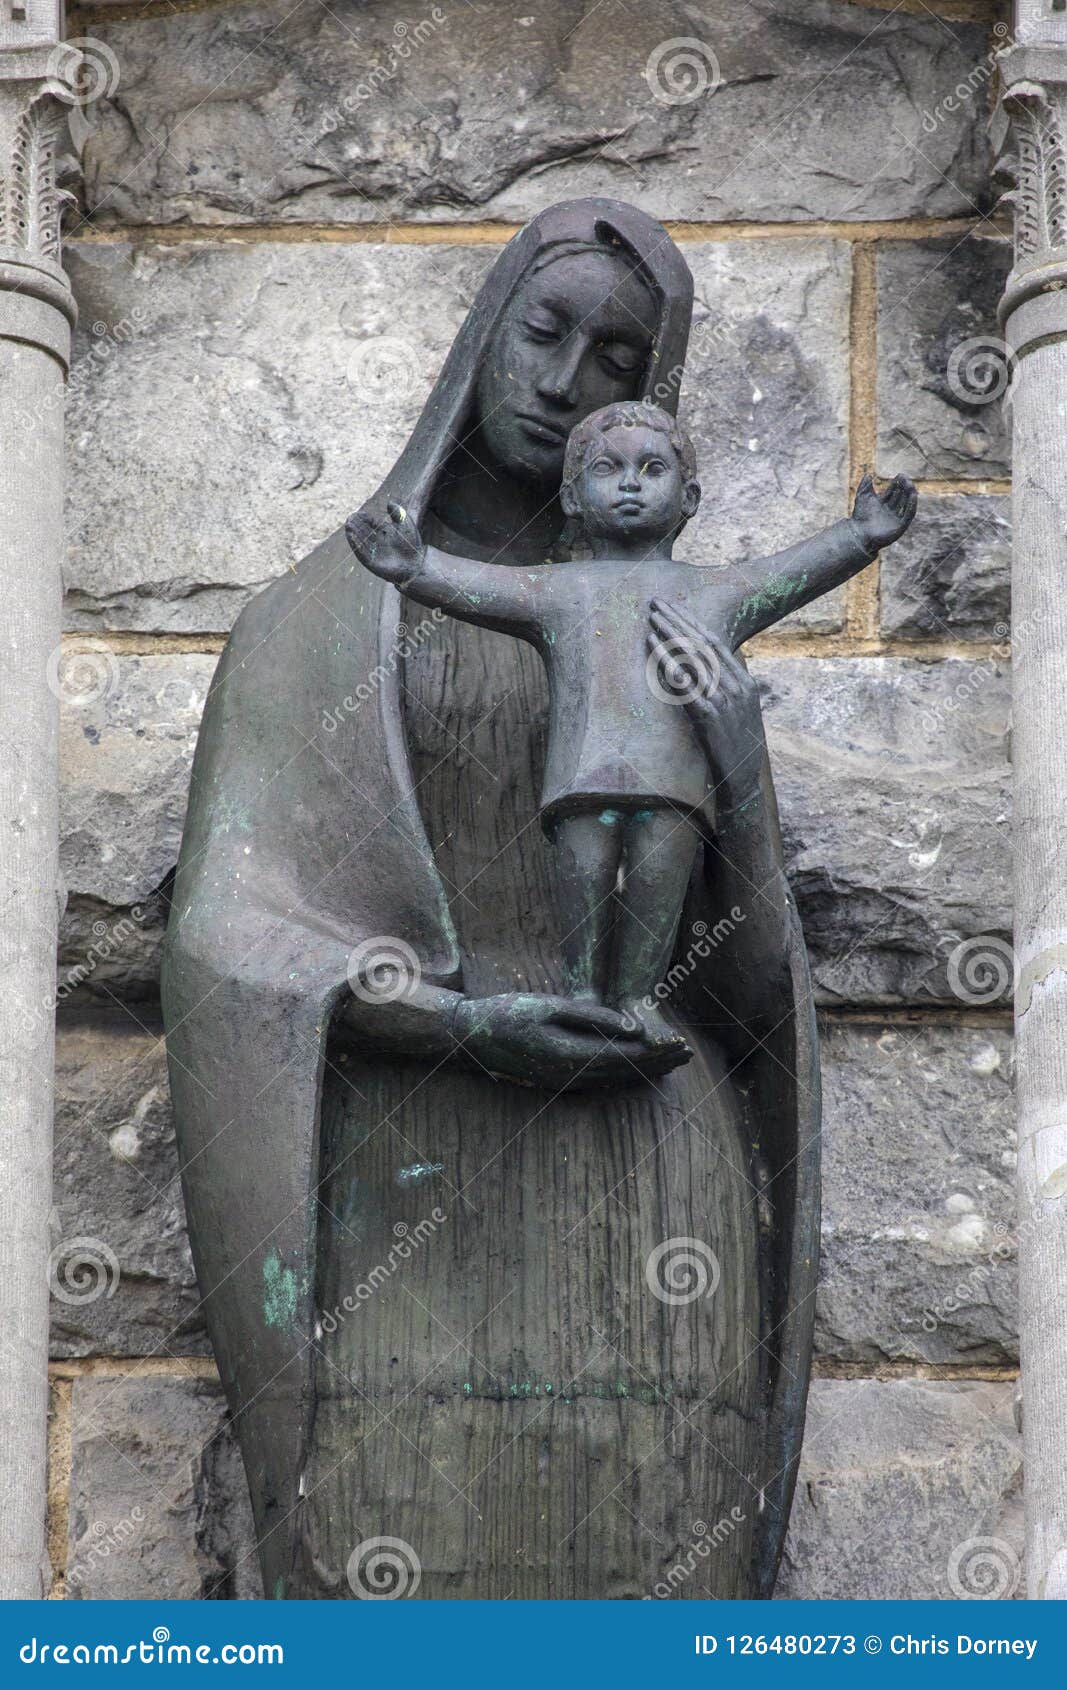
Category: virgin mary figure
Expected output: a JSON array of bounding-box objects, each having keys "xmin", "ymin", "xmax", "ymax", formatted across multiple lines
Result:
[{"xmin": 162, "ymin": 198, "xmax": 818, "ymax": 1601}]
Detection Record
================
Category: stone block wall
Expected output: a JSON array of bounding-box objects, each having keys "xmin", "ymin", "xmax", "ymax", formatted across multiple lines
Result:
[{"xmin": 49, "ymin": 0, "xmax": 1020, "ymax": 1601}]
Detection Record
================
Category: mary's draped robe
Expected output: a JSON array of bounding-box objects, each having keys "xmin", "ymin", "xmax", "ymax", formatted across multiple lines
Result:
[{"xmin": 161, "ymin": 200, "xmax": 819, "ymax": 1600}]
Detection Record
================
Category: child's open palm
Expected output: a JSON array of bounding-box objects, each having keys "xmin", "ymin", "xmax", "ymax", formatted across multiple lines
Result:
[
  {"xmin": 346, "ymin": 500, "xmax": 425, "ymax": 585},
  {"xmin": 850, "ymin": 471, "xmax": 917, "ymax": 549}
]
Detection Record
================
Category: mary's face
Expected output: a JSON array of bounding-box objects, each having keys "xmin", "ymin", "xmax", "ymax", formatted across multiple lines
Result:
[{"xmin": 473, "ymin": 249, "xmax": 658, "ymax": 488}]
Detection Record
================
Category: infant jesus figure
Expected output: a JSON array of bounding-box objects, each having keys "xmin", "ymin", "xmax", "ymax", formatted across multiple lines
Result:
[{"xmin": 347, "ymin": 400, "xmax": 916, "ymax": 1051}]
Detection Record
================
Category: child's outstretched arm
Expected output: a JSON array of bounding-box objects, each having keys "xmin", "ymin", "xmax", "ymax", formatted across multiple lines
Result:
[
  {"xmin": 717, "ymin": 474, "xmax": 917, "ymax": 649},
  {"xmin": 345, "ymin": 501, "xmax": 538, "ymax": 635}
]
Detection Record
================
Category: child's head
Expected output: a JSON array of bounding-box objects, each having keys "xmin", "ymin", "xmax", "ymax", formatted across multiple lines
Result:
[{"xmin": 560, "ymin": 401, "xmax": 700, "ymax": 549}]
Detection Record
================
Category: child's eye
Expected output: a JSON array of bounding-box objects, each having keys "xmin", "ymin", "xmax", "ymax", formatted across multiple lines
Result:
[
  {"xmin": 590, "ymin": 457, "xmax": 616, "ymax": 474},
  {"xmin": 643, "ymin": 459, "xmax": 667, "ymax": 475}
]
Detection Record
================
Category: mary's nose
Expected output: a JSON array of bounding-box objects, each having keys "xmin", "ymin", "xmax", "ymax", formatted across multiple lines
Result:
[{"xmin": 535, "ymin": 337, "xmax": 585, "ymax": 408}]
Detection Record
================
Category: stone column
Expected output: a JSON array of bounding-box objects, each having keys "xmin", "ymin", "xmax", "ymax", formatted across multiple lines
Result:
[
  {"xmin": 0, "ymin": 0, "xmax": 77, "ymax": 1598},
  {"xmin": 996, "ymin": 0, "xmax": 1067, "ymax": 1602}
]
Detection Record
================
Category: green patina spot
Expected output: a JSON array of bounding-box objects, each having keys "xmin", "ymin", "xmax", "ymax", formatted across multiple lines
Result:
[
  {"xmin": 263, "ymin": 1250, "xmax": 298, "ymax": 1330},
  {"xmin": 733, "ymin": 571, "xmax": 808, "ymax": 634},
  {"xmin": 274, "ymin": 1577, "xmax": 285, "ymax": 1600},
  {"xmin": 396, "ymin": 1160, "xmax": 443, "ymax": 1187}
]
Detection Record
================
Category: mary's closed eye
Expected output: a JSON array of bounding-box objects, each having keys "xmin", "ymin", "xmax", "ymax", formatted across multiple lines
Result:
[
  {"xmin": 597, "ymin": 339, "xmax": 644, "ymax": 376},
  {"xmin": 523, "ymin": 311, "xmax": 564, "ymax": 343}
]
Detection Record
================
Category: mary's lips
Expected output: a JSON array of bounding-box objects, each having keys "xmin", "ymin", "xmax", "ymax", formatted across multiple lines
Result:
[{"xmin": 515, "ymin": 411, "xmax": 569, "ymax": 442}]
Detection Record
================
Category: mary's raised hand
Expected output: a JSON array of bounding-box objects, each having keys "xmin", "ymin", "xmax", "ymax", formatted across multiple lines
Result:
[
  {"xmin": 850, "ymin": 471, "xmax": 918, "ymax": 549},
  {"xmin": 647, "ymin": 598, "xmax": 721, "ymax": 703},
  {"xmin": 649, "ymin": 599, "xmax": 766, "ymax": 813}
]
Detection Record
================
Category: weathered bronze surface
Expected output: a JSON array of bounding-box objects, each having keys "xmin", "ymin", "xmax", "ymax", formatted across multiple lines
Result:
[{"xmin": 162, "ymin": 198, "xmax": 916, "ymax": 1600}]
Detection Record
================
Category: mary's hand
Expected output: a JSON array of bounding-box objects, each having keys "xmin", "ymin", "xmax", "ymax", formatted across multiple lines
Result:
[
  {"xmin": 648, "ymin": 599, "xmax": 767, "ymax": 815},
  {"xmin": 453, "ymin": 992, "xmax": 690, "ymax": 1090}
]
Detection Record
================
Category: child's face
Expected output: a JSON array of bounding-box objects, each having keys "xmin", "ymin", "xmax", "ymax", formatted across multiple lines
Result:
[{"xmin": 568, "ymin": 422, "xmax": 696, "ymax": 546}]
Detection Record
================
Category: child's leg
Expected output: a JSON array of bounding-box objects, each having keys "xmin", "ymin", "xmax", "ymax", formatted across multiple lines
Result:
[
  {"xmin": 545, "ymin": 809, "xmax": 624, "ymax": 1001},
  {"xmin": 611, "ymin": 809, "xmax": 702, "ymax": 1041}
]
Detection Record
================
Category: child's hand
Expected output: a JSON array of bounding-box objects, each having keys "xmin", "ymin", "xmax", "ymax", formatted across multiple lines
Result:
[
  {"xmin": 345, "ymin": 500, "xmax": 425, "ymax": 585},
  {"xmin": 850, "ymin": 471, "xmax": 917, "ymax": 549}
]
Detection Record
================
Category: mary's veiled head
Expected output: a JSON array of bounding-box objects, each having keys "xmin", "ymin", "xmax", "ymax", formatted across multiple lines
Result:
[
  {"xmin": 377, "ymin": 200, "xmax": 693, "ymax": 557},
  {"xmin": 471, "ymin": 245, "xmax": 660, "ymax": 489}
]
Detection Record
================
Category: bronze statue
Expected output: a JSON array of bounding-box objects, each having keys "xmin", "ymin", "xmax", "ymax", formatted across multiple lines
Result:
[
  {"xmin": 162, "ymin": 199, "xmax": 917, "ymax": 1600},
  {"xmin": 347, "ymin": 404, "xmax": 914, "ymax": 1051}
]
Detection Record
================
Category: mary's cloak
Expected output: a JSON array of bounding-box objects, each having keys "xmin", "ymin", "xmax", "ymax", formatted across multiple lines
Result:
[{"xmin": 161, "ymin": 198, "xmax": 818, "ymax": 1598}]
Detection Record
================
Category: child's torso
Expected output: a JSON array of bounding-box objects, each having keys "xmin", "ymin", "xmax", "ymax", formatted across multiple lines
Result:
[{"xmin": 539, "ymin": 559, "xmax": 726, "ymax": 817}]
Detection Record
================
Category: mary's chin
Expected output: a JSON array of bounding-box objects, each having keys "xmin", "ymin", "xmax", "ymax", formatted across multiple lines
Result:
[{"xmin": 483, "ymin": 417, "xmax": 567, "ymax": 488}]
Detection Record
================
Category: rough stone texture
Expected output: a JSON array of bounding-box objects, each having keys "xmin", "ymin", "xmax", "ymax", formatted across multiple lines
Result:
[
  {"xmin": 78, "ymin": 0, "xmax": 992, "ymax": 229},
  {"xmin": 876, "ymin": 232, "xmax": 1013, "ymax": 481},
  {"xmin": 58, "ymin": 655, "xmax": 217, "ymax": 999},
  {"xmin": 880, "ymin": 494, "xmax": 1011, "ymax": 642},
  {"xmin": 682, "ymin": 242, "xmax": 849, "ymax": 630},
  {"xmin": 818, "ymin": 1022, "xmax": 1016, "ymax": 1365},
  {"xmin": 66, "ymin": 1373, "xmax": 261, "ymax": 1599},
  {"xmin": 58, "ymin": 652, "xmax": 1010, "ymax": 1005},
  {"xmin": 64, "ymin": 236, "xmax": 850, "ymax": 634},
  {"xmin": 50, "ymin": 1011, "xmax": 204, "ymax": 1359},
  {"xmin": 778, "ymin": 1380, "xmax": 1023, "ymax": 1600},
  {"xmin": 752, "ymin": 654, "xmax": 1011, "ymax": 1006},
  {"xmin": 64, "ymin": 1371, "xmax": 1021, "ymax": 1601},
  {"xmin": 63, "ymin": 241, "xmax": 484, "ymax": 634}
]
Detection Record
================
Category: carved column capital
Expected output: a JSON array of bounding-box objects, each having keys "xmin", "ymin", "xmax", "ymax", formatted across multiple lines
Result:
[
  {"xmin": 993, "ymin": 6, "xmax": 1067, "ymax": 337},
  {"xmin": 0, "ymin": 2, "xmax": 83, "ymax": 368},
  {"xmin": 995, "ymin": 62, "xmax": 1067, "ymax": 316}
]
